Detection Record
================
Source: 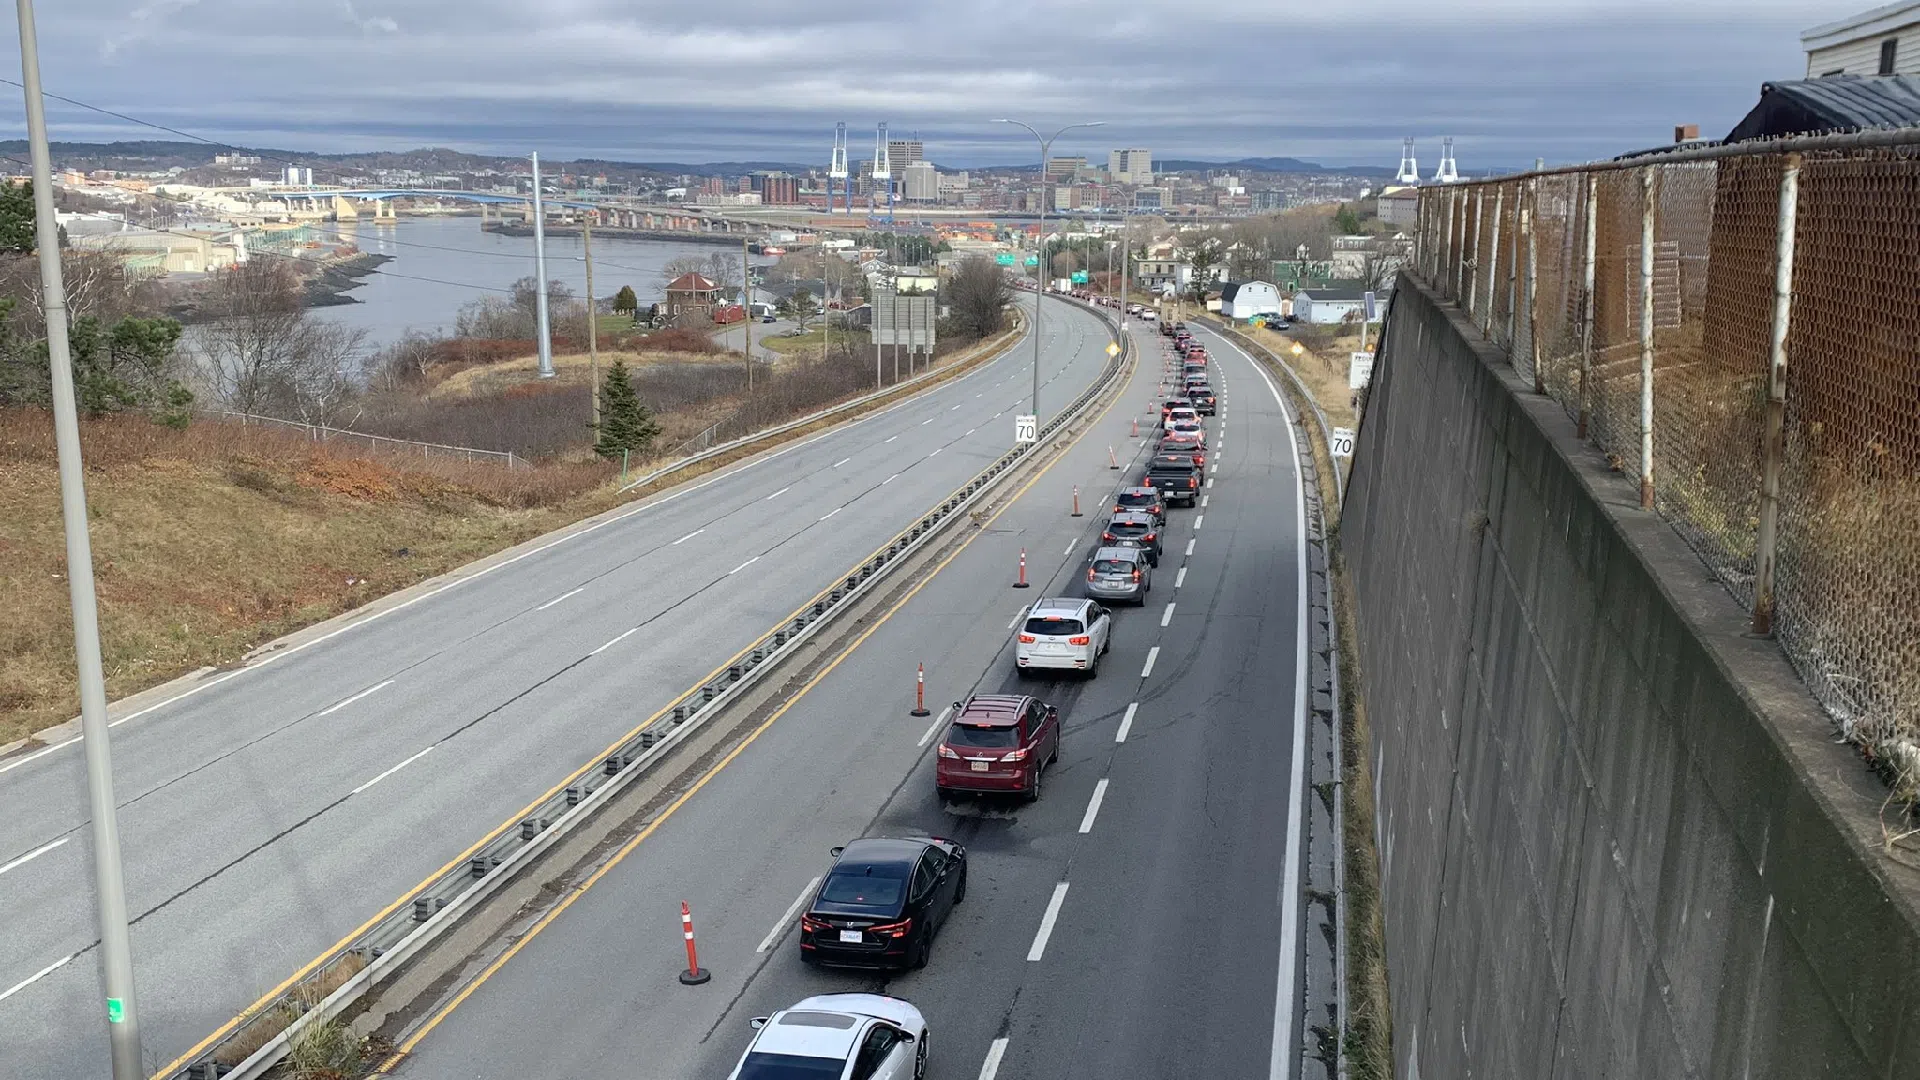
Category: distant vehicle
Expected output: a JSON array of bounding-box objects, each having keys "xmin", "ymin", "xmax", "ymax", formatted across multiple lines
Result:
[
  {"xmin": 1015, "ymin": 597, "xmax": 1113, "ymax": 677},
  {"xmin": 1159, "ymin": 322, "xmax": 1177, "ymax": 337},
  {"xmin": 1160, "ymin": 432, "xmax": 1206, "ymax": 467},
  {"xmin": 799, "ymin": 838, "xmax": 967, "ymax": 972},
  {"xmin": 1164, "ymin": 406, "xmax": 1200, "ymax": 428},
  {"xmin": 1162, "ymin": 399, "xmax": 1193, "ymax": 424},
  {"xmin": 1186, "ymin": 387, "xmax": 1217, "ymax": 415},
  {"xmin": 1112, "ymin": 485, "xmax": 1166, "ymax": 523},
  {"xmin": 936, "ymin": 693, "xmax": 1061, "ymax": 801},
  {"xmin": 1168, "ymin": 418, "xmax": 1204, "ymax": 438},
  {"xmin": 1145, "ymin": 453, "xmax": 1201, "ymax": 506},
  {"xmin": 714, "ymin": 304, "xmax": 747, "ymax": 325},
  {"xmin": 1085, "ymin": 545, "xmax": 1152, "ymax": 605},
  {"xmin": 1139, "ymin": 310, "xmax": 1158, "ymax": 323},
  {"xmin": 728, "ymin": 994, "xmax": 929, "ymax": 1080},
  {"xmin": 1101, "ymin": 511, "xmax": 1163, "ymax": 565}
]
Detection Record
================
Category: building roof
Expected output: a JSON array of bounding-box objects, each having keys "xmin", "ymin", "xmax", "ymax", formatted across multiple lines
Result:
[
  {"xmin": 1220, "ymin": 280, "xmax": 1278, "ymax": 302},
  {"xmin": 664, "ymin": 272, "xmax": 718, "ymax": 293},
  {"xmin": 1726, "ymin": 75, "xmax": 1920, "ymax": 142},
  {"xmin": 1296, "ymin": 287, "xmax": 1369, "ymax": 302},
  {"xmin": 1802, "ymin": 1, "xmax": 1920, "ymax": 50}
]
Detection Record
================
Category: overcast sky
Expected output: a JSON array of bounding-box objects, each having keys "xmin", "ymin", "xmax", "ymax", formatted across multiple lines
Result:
[{"xmin": 0, "ymin": 1, "xmax": 1877, "ymax": 172}]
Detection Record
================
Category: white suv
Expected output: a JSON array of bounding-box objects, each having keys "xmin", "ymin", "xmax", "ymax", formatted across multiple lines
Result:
[
  {"xmin": 729, "ymin": 994, "xmax": 929, "ymax": 1080},
  {"xmin": 1015, "ymin": 598, "xmax": 1113, "ymax": 677}
]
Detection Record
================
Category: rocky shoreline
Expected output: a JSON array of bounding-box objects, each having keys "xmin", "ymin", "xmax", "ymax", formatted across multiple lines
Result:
[{"xmin": 303, "ymin": 251, "xmax": 394, "ymax": 308}]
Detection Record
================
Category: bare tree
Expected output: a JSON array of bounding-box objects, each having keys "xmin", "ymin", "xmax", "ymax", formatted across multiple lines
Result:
[
  {"xmin": 193, "ymin": 258, "xmax": 365, "ymax": 422},
  {"xmin": 285, "ymin": 320, "xmax": 368, "ymax": 425},
  {"xmin": 662, "ymin": 255, "xmax": 710, "ymax": 286},
  {"xmin": 703, "ymin": 251, "xmax": 741, "ymax": 299},
  {"xmin": 945, "ymin": 256, "xmax": 1012, "ymax": 340}
]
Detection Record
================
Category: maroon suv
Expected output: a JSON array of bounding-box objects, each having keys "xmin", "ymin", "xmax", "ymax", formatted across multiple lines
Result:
[{"xmin": 935, "ymin": 694, "xmax": 1061, "ymax": 801}]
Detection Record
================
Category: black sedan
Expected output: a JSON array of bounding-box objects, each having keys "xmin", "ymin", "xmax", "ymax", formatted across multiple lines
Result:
[{"xmin": 798, "ymin": 837, "xmax": 967, "ymax": 971}]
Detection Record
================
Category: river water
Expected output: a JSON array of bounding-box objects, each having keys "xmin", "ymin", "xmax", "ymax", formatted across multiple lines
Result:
[{"xmin": 312, "ymin": 216, "xmax": 774, "ymax": 349}]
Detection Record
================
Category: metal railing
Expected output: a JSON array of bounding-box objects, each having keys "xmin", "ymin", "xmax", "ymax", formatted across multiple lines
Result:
[
  {"xmin": 163, "ymin": 297, "xmax": 1126, "ymax": 1080},
  {"xmin": 217, "ymin": 411, "xmax": 521, "ymax": 468},
  {"xmin": 1418, "ymin": 127, "xmax": 1920, "ymax": 793}
]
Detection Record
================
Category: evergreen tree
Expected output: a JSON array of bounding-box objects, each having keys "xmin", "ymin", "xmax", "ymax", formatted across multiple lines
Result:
[
  {"xmin": 0, "ymin": 180, "xmax": 37, "ymax": 253},
  {"xmin": 593, "ymin": 359, "xmax": 660, "ymax": 459},
  {"xmin": 612, "ymin": 284, "xmax": 639, "ymax": 316}
]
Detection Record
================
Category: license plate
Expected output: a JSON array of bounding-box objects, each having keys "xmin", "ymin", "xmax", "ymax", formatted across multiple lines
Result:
[
  {"xmin": 970, "ymin": 760, "xmax": 991, "ymax": 772},
  {"xmin": 839, "ymin": 929, "xmax": 864, "ymax": 943}
]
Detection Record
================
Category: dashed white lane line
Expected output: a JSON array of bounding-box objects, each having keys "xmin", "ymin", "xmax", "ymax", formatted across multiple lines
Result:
[
  {"xmin": 1116, "ymin": 702, "xmax": 1137, "ymax": 742},
  {"xmin": 1078, "ymin": 779, "xmax": 1110, "ymax": 834},
  {"xmin": 928, "ymin": 448, "xmax": 941, "ymax": 458},
  {"xmin": 756, "ymin": 875, "xmax": 823, "ymax": 954},
  {"xmin": 965, "ymin": 428, "xmax": 976, "ymax": 436},
  {"xmin": 318, "ymin": 679, "xmax": 394, "ymax": 717},
  {"xmin": 1064, "ymin": 541, "xmax": 1076, "ymax": 556},
  {"xmin": 351, "ymin": 745, "xmax": 434, "ymax": 796},
  {"xmin": 1201, "ymin": 495, "xmax": 1210, "ymax": 508},
  {"xmin": 729, "ymin": 555, "xmax": 761, "ymax": 575},
  {"xmin": 1027, "ymin": 882, "xmax": 1070, "ymax": 961},
  {"xmin": 0, "ymin": 952, "xmax": 75, "ymax": 1004},
  {"xmin": 883, "ymin": 473, "xmax": 899, "ymax": 485},
  {"xmin": 978, "ymin": 1038, "xmax": 1010, "ymax": 1080},
  {"xmin": 1161, "ymin": 602, "xmax": 1176, "ymax": 627},
  {"xmin": 832, "ymin": 457, "xmax": 851, "ymax": 468},
  {"xmin": 917, "ymin": 705, "xmax": 954, "ymax": 748},
  {"xmin": 1208, "ymin": 477, "xmax": 1216, "ymax": 488},
  {"xmin": 976, "ymin": 392, "xmax": 983, "ymax": 398},
  {"xmin": 885, "ymin": 435, "xmax": 899, "ymax": 444},
  {"xmin": 1175, "ymin": 566, "xmax": 1187, "ymax": 588},
  {"xmin": 1194, "ymin": 514, "xmax": 1205, "ymax": 530},
  {"xmin": 922, "ymin": 417, "xmax": 937, "ymax": 425},
  {"xmin": 591, "ymin": 627, "xmax": 640, "ymax": 655},
  {"xmin": 951, "ymin": 403, "xmax": 963, "ymax": 411},
  {"xmin": 1185, "ymin": 538, "xmax": 1197, "ymax": 556},
  {"xmin": 766, "ymin": 485, "xmax": 792, "ymax": 500},
  {"xmin": 536, "ymin": 587, "xmax": 584, "ymax": 611},
  {"xmin": 1140, "ymin": 646, "xmax": 1160, "ymax": 679},
  {"xmin": 672, "ymin": 527, "xmax": 704, "ymax": 545},
  {"xmin": 819, "ymin": 506, "xmax": 843, "ymax": 521},
  {"xmin": 0, "ymin": 837, "xmax": 69, "ymax": 878}
]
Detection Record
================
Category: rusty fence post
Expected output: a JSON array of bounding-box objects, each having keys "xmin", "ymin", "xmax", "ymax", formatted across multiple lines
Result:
[
  {"xmin": 1638, "ymin": 166, "xmax": 1657, "ymax": 509},
  {"xmin": 1578, "ymin": 172, "xmax": 1597, "ymax": 440},
  {"xmin": 1464, "ymin": 187, "xmax": 1483, "ymax": 312},
  {"xmin": 1753, "ymin": 153, "xmax": 1801, "ymax": 637},
  {"xmin": 1526, "ymin": 178, "xmax": 1542, "ymax": 394},
  {"xmin": 1483, "ymin": 184, "xmax": 1503, "ymax": 338},
  {"xmin": 1506, "ymin": 182, "xmax": 1521, "ymax": 348}
]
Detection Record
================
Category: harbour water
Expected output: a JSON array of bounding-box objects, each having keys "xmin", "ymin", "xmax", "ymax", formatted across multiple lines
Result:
[{"xmin": 310, "ymin": 216, "xmax": 774, "ymax": 349}]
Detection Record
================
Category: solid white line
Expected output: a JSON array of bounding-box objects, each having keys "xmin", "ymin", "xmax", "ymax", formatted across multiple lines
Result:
[
  {"xmin": 0, "ymin": 837, "xmax": 69, "ymax": 878},
  {"xmin": 1027, "ymin": 882, "xmax": 1070, "ymax": 961},
  {"xmin": 351, "ymin": 745, "xmax": 434, "ymax": 796},
  {"xmin": 766, "ymin": 485, "xmax": 792, "ymax": 500},
  {"xmin": 1161, "ymin": 602, "xmax": 1176, "ymax": 627},
  {"xmin": 832, "ymin": 456, "xmax": 851, "ymax": 468},
  {"xmin": 883, "ymin": 473, "xmax": 899, "ymax": 485},
  {"xmin": 1140, "ymin": 646, "xmax": 1160, "ymax": 679},
  {"xmin": 535, "ymin": 587, "xmax": 583, "ymax": 611},
  {"xmin": 1195, "ymin": 515, "xmax": 1205, "ymax": 530},
  {"xmin": 1185, "ymin": 539, "xmax": 1197, "ymax": 556},
  {"xmin": 1078, "ymin": 779, "xmax": 1110, "ymax": 834},
  {"xmin": 885, "ymin": 435, "xmax": 899, "ymax": 444},
  {"xmin": 1116, "ymin": 702, "xmax": 1137, "ymax": 742},
  {"xmin": 918, "ymin": 705, "xmax": 954, "ymax": 748},
  {"xmin": 1007, "ymin": 606, "xmax": 1029, "ymax": 630},
  {"xmin": 928, "ymin": 448, "xmax": 941, "ymax": 458},
  {"xmin": 819, "ymin": 506, "xmax": 843, "ymax": 521},
  {"xmin": 978, "ymin": 1038, "xmax": 1010, "ymax": 1080},
  {"xmin": 0, "ymin": 952, "xmax": 75, "ymax": 1004},
  {"xmin": 1175, "ymin": 566, "xmax": 1187, "ymax": 588},
  {"xmin": 671, "ymin": 528, "xmax": 704, "ymax": 545},
  {"xmin": 1243, "ymin": 336, "xmax": 1314, "ymax": 1080},
  {"xmin": 729, "ymin": 555, "xmax": 761, "ymax": 575},
  {"xmin": 592, "ymin": 626, "xmax": 640, "ymax": 655},
  {"xmin": 756, "ymin": 875, "xmax": 823, "ymax": 953},
  {"xmin": 317, "ymin": 678, "xmax": 394, "ymax": 717}
]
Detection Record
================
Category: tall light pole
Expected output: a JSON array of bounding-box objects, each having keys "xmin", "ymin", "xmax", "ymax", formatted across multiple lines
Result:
[
  {"xmin": 15, "ymin": 2, "xmax": 143, "ymax": 1076},
  {"xmin": 530, "ymin": 152, "xmax": 554, "ymax": 378},
  {"xmin": 994, "ymin": 119, "xmax": 1103, "ymax": 420}
]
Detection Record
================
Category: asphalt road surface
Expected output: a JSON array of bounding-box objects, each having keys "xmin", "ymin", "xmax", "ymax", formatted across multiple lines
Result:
[
  {"xmin": 0, "ymin": 300, "xmax": 1117, "ymax": 1080},
  {"xmin": 382, "ymin": 320, "xmax": 1316, "ymax": 1079}
]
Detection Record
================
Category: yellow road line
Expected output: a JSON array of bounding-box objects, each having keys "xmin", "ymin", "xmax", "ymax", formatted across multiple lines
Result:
[{"xmin": 373, "ymin": 351, "xmax": 1128, "ymax": 1073}]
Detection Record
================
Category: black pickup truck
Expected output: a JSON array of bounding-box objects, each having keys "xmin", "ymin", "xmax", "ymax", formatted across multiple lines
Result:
[{"xmin": 1144, "ymin": 453, "xmax": 1201, "ymax": 507}]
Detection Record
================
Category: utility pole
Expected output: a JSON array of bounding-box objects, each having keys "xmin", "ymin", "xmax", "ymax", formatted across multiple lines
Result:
[
  {"xmin": 742, "ymin": 234, "xmax": 754, "ymax": 392},
  {"xmin": 584, "ymin": 211, "xmax": 599, "ymax": 429},
  {"xmin": 995, "ymin": 119, "xmax": 1104, "ymax": 420},
  {"xmin": 14, "ymin": 2, "xmax": 142, "ymax": 1076},
  {"xmin": 530, "ymin": 152, "xmax": 554, "ymax": 379}
]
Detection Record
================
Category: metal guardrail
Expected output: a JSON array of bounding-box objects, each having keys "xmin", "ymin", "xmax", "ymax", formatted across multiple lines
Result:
[
  {"xmin": 217, "ymin": 411, "xmax": 521, "ymax": 468},
  {"xmin": 166, "ymin": 297, "xmax": 1126, "ymax": 1080},
  {"xmin": 619, "ymin": 313, "xmax": 1027, "ymax": 494}
]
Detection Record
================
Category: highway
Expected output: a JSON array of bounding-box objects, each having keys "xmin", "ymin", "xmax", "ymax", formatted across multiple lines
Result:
[
  {"xmin": 378, "ymin": 320, "xmax": 1318, "ymax": 1078},
  {"xmin": 0, "ymin": 301, "xmax": 1117, "ymax": 1080}
]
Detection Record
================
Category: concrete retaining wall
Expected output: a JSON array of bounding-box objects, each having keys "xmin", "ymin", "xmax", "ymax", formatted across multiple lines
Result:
[{"xmin": 1343, "ymin": 274, "xmax": 1920, "ymax": 1078}]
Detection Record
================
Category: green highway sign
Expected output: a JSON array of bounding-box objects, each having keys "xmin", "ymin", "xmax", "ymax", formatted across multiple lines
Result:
[
  {"xmin": 995, "ymin": 253, "xmax": 1015, "ymax": 266},
  {"xmin": 1024, "ymin": 255, "xmax": 1039, "ymax": 267},
  {"xmin": 1071, "ymin": 271, "xmax": 1089, "ymax": 284}
]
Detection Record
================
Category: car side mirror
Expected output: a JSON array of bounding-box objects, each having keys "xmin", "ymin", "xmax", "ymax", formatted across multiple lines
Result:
[
  {"xmin": 829, "ymin": 846, "xmax": 845, "ymax": 858},
  {"xmin": 1048, "ymin": 706, "xmax": 1059, "ymax": 721},
  {"xmin": 953, "ymin": 701, "xmax": 964, "ymax": 714},
  {"xmin": 750, "ymin": 1017, "xmax": 769, "ymax": 1030},
  {"xmin": 895, "ymin": 1030, "xmax": 915, "ymax": 1044}
]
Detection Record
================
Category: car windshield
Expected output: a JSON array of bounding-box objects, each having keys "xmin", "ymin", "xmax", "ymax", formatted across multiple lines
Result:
[
  {"xmin": 947, "ymin": 723, "xmax": 1019, "ymax": 748},
  {"xmin": 1024, "ymin": 616, "xmax": 1085, "ymax": 636},
  {"xmin": 736, "ymin": 1053, "xmax": 849, "ymax": 1079},
  {"xmin": 1093, "ymin": 559, "xmax": 1136, "ymax": 574},
  {"xmin": 819, "ymin": 867, "xmax": 906, "ymax": 908}
]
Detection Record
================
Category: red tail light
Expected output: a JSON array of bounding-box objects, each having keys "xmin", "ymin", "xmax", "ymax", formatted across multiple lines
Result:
[
  {"xmin": 1143, "ymin": 533, "xmax": 1156, "ymax": 543},
  {"xmin": 1000, "ymin": 748, "xmax": 1029, "ymax": 762},
  {"xmin": 1068, "ymin": 635, "xmax": 1091, "ymax": 646},
  {"xmin": 1132, "ymin": 569, "xmax": 1142, "ymax": 582},
  {"xmin": 1087, "ymin": 568, "xmax": 1097, "ymax": 582},
  {"xmin": 801, "ymin": 914, "xmax": 829, "ymax": 932},
  {"xmin": 1018, "ymin": 633, "xmax": 1036, "ymax": 643},
  {"xmin": 1188, "ymin": 477, "xmax": 1198, "ymax": 488},
  {"xmin": 867, "ymin": 918, "xmax": 913, "ymax": 939},
  {"xmin": 937, "ymin": 745, "xmax": 960, "ymax": 759}
]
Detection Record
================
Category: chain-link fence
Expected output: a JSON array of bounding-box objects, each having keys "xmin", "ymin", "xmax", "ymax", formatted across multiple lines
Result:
[{"xmin": 1417, "ymin": 133, "xmax": 1920, "ymax": 795}]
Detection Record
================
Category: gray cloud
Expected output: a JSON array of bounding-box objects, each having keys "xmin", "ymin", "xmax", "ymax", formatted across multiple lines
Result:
[{"xmin": 3, "ymin": 0, "xmax": 1878, "ymax": 171}]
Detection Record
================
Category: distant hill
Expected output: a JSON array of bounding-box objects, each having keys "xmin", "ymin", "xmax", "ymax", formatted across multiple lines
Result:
[
  {"xmin": 976, "ymin": 155, "xmax": 1394, "ymax": 177},
  {"xmin": 0, "ymin": 140, "xmax": 819, "ymax": 179}
]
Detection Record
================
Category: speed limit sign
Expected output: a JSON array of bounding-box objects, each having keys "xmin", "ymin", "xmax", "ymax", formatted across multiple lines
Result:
[
  {"xmin": 1329, "ymin": 426, "xmax": 1356, "ymax": 458},
  {"xmin": 1014, "ymin": 414, "xmax": 1038, "ymax": 445}
]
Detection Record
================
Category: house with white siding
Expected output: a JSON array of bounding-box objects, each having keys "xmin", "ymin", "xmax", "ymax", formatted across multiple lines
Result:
[
  {"xmin": 1291, "ymin": 287, "xmax": 1368, "ymax": 325},
  {"xmin": 1804, "ymin": 2, "xmax": 1920, "ymax": 77},
  {"xmin": 1219, "ymin": 281, "xmax": 1284, "ymax": 320}
]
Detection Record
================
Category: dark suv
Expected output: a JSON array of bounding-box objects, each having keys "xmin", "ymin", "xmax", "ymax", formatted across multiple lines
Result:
[{"xmin": 1145, "ymin": 453, "xmax": 1201, "ymax": 507}]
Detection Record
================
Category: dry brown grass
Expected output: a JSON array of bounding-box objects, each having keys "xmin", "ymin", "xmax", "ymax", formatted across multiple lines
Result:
[
  {"xmin": 211, "ymin": 950, "xmax": 369, "ymax": 1067},
  {"xmin": 1332, "ymin": 556, "xmax": 1393, "ymax": 1079},
  {"xmin": 1236, "ymin": 323, "xmax": 1361, "ymax": 432}
]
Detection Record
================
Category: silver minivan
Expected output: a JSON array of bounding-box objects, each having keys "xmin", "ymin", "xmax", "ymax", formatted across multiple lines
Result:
[{"xmin": 1084, "ymin": 546, "xmax": 1152, "ymax": 605}]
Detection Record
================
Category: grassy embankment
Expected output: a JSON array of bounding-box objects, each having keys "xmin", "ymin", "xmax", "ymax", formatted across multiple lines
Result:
[{"xmin": 1, "ymin": 320, "xmax": 1020, "ymax": 749}]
